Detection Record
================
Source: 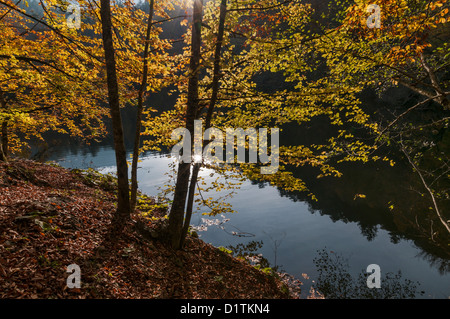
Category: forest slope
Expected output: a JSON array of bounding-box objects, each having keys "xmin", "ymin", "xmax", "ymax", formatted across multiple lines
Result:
[{"xmin": 0, "ymin": 159, "xmax": 296, "ymax": 299}]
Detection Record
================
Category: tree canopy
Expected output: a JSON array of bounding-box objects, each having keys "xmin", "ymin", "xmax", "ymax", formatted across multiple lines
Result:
[{"xmin": 0, "ymin": 0, "xmax": 448, "ymax": 247}]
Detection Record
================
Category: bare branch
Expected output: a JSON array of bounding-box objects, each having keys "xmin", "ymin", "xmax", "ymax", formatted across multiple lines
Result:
[
  {"xmin": 376, "ymin": 93, "xmax": 447, "ymax": 140},
  {"xmin": 400, "ymin": 141, "xmax": 450, "ymax": 234}
]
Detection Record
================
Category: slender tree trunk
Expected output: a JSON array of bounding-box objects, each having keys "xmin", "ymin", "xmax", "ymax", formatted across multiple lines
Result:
[
  {"xmin": 205, "ymin": 0, "xmax": 227, "ymax": 128},
  {"xmin": 0, "ymin": 143, "xmax": 5, "ymax": 162},
  {"xmin": 179, "ymin": 163, "xmax": 200, "ymax": 247},
  {"xmin": 0, "ymin": 89, "xmax": 7, "ymax": 162},
  {"xmin": 1, "ymin": 121, "xmax": 8, "ymax": 158},
  {"xmin": 0, "ymin": 125, "xmax": 5, "ymax": 162},
  {"xmin": 167, "ymin": 0, "xmax": 204, "ymax": 249},
  {"xmin": 179, "ymin": 0, "xmax": 228, "ymax": 248},
  {"xmin": 131, "ymin": 0, "xmax": 155, "ymax": 212},
  {"xmin": 100, "ymin": 0, "xmax": 131, "ymax": 229}
]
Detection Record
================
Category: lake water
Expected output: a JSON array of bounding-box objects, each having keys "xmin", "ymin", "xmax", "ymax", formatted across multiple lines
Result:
[{"xmin": 45, "ymin": 143, "xmax": 450, "ymax": 299}]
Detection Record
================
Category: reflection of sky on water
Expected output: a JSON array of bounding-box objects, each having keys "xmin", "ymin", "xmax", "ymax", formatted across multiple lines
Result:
[{"xmin": 48, "ymin": 146, "xmax": 450, "ymax": 299}]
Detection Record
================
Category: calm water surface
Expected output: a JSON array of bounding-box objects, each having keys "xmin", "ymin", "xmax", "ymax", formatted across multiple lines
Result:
[{"xmin": 46, "ymin": 145, "xmax": 450, "ymax": 298}]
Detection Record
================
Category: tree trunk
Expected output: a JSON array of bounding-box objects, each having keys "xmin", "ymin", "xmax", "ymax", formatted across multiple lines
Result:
[
  {"xmin": 167, "ymin": 0, "xmax": 204, "ymax": 249},
  {"xmin": 205, "ymin": 0, "xmax": 227, "ymax": 128},
  {"xmin": 0, "ymin": 89, "xmax": 7, "ymax": 162},
  {"xmin": 179, "ymin": 163, "xmax": 200, "ymax": 248},
  {"xmin": 179, "ymin": 0, "xmax": 228, "ymax": 249},
  {"xmin": 131, "ymin": 0, "xmax": 155, "ymax": 212},
  {"xmin": 1, "ymin": 121, "xmax": 8, "ymax": 158},
  {"xmin": 0, "ymin": 143, "xmax": 5, "ymax": 162},
  {"xmin": 100, "ymin": 0, "xmax": 131, "ymax": 229}
]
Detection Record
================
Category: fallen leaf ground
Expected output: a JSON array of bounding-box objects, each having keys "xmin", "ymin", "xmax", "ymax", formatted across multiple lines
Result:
[{"xmin": 0, "ymin": 159, "xmax": 301, "ymax": 299}]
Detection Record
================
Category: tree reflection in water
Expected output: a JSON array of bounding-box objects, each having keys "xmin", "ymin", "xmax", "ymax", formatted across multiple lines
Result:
[{"xmin": 313, "ymin": 248, "xmax": 425, "ymax": 299}]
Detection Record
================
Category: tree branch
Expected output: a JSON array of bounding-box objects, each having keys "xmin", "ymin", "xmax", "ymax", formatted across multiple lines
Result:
[
  {"xmin": 376, "ymin": 93, "xmax": 447, "ymax": 139},
  {"xmin": 0, "ymin": 54, "xmax": 77, "ymax": 79},
  {"xmin": 400, "ymin": 141, "xmax": 450, "ymax": 234},
  {"xmin": 0, "ymin": 0, "xmax": 104, "ymax": 64}
]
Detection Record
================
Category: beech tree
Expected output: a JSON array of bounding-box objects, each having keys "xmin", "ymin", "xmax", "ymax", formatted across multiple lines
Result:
[
  {"xmin": 165, "ymin": 0, "xmax": 204, "ymax": 249},
  {"xmin": 129, "ymin": 0, "xmax": 177, "ymax": 212},
  {"xmin": 0, "ymin": 0, "xmax": 109, "ymax": 160},
  {"xmin": 100, "ymin": 0, "xmax": 131, "ymax": 225},
  {"xmin": 0, "ymin": 0, "xmax": 174, "ymax": 231},
  {"xmin": 142, "ymin": 0, "xmax": 379, "ymax": 249},
  {"xmin": 130, "ymin": 0, "xmax": 155, "ymax": 213}
]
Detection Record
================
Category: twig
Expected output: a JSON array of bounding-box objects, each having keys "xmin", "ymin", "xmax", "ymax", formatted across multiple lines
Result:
[
  {"xmin": 376, "ymin": 93, "xmax": 447, "ymax": 141},
  {"xmin": 400, "ymin": 141, "xmax": 450, "ymax": 234}
]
